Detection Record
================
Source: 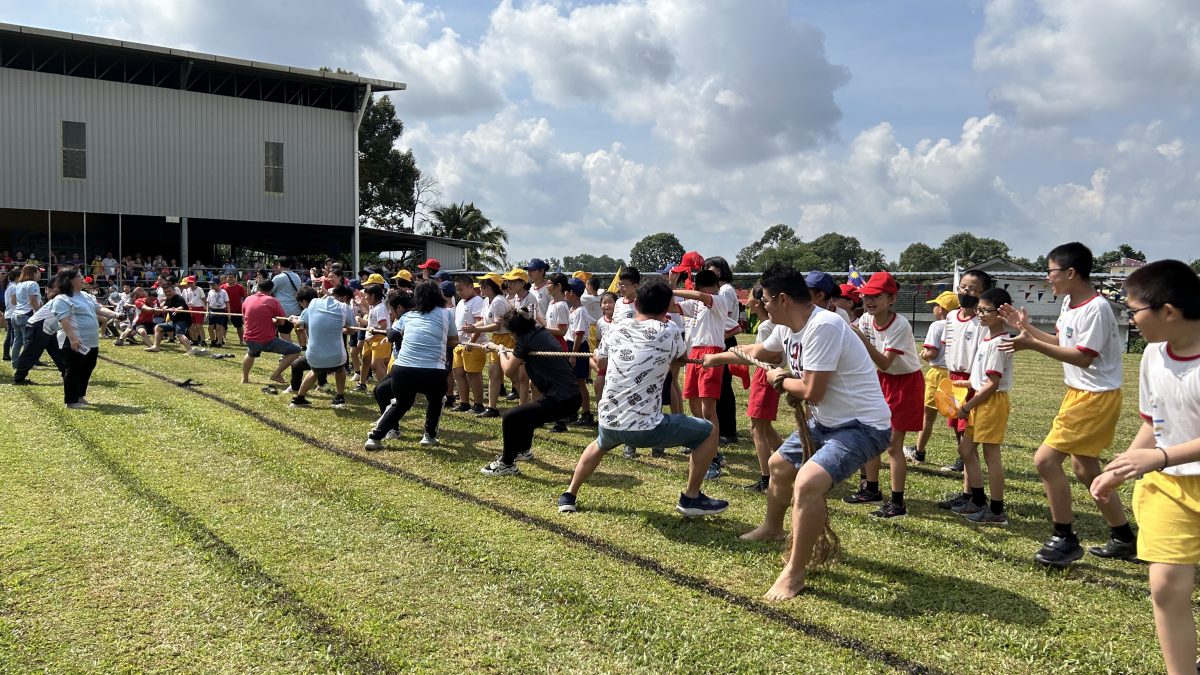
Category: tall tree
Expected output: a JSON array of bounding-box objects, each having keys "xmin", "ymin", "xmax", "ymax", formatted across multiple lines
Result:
[
  {"xmin": 734, "ymin": 224, "xmax": 800, "ymax": 271},
  {"xmin": 358, "ymin": 95, "xmax": 420, "ymax": 231},
  {"xmin": 1192, "ymin": 259, "xmax": 1200, "ymax": 275},
  {"xmin": 936, "ymin": 232, "xmax": 1010, "ymax": 268},
  {"xmin": 629, "ymin": 233, "xmax": 685, "ymax": 273},
  {"xmin": 898, "ymin": 242, "xmax": 943, "ymax": 272},
  {"xmin": 427, "ymin": 202, "xmax": 508, "ymax": 270},
  {"xmin": 1092, "ymin": 244, "xmax": 1147, "ymax": 272},
  {"xmin": 563, "ymin": 253, "xmax": 625, "ymax": 273}
]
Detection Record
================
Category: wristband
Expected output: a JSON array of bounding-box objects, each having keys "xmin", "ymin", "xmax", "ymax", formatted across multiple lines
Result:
[{"xmin": 1159, "ymin": 447, "xmax": 1170, "ymax": 471}]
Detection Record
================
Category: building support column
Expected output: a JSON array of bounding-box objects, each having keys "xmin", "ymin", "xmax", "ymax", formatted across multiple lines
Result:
[{"xmin": 180, "ymin": 217, "xmax": 189, "ymax": 276}]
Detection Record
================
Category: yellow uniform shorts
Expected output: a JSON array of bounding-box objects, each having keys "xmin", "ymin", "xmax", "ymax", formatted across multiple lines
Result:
[
  {"xmin": 588, "ymin": 324, "xmax": 599, "ymax": 352},
  {"xmin": 923, "ymin": 366, "xmax": 948, "ymax": 409},
  {"xmin": 1044, "ymin": 387, "xmax": 1122, "ymax": 457},
  {"xmin": 490, "ymin": 333, "xmax": 516, "ymax": 364},
  {"xmin": 968, "ymin": 391, "xmax": 1010, "ymax": 445},
  {"xmin": 1134, "ymin": 470, "xmax": 1200, "ymax": 565},
  {"xmin": 365, "ymin": 335, "xmax": 391, "ymax": 360},
  {"xmin": 453, "ymin": 343, "xmax": 487, "ymax": 373}
]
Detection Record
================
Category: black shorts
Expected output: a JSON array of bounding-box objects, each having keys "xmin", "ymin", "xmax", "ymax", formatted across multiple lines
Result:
[
  {"xmin": 229, "ymin": 315, "xmax": 244, "ymax": 329},
  {"xmin": 567, "ymin": 340, "xmax": 590, "ymax": 380},
  {"xmin": 277, "ymin": 322, "xmax": 294, "ymax": 335},
  {"xmin": 311, "ymin": 360, "xmax": 347, "ymax": 376},
  {"xmin": 208, "ymin": 314, "xmax": 228, "ymax": 327}
]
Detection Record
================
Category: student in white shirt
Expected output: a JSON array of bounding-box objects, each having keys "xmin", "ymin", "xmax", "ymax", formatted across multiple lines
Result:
[
  {"xmin": 907, "ymin": 291, "xmax": 959, "ymax": 465},
  {"xmin": 357, "ymin": 285, "xmax": 392, "ymax": 392},
  {"xmin": 450, "ymin": 276, "xmax": 488, "ymax": 414},
  {"xmin": 178, "ymin": 276, "xmax": 207, "ymax": 346},
  {"xmin": 462, "ymin": 273, "xmax": 513, "ymax": 418},
  {"xmin": 613, "ymin": 268, "xmax": 640, "ymax": 322},
  {"xmin": 1003, "ymin": 242, "xmax": 1136, "ymax": 568},
  {"xmin": 501, "ymin": 267, "xmax": 536, "ymax": 404},
  {"xmin": 565, "ymin": 278, "xmax": 596, "ymax": 426},
  {"xmin": 674, "ymin": 270, "xmax": 736, "ymax": 479},
  {"xmin": 705, "ymin": 256, "xmax": 742, "ymax": 447},
  {"xmin": 593, "ymin": 292, "xmax": 616, "ymax": 405},
  {"xmin": 206, "ymin": 283, "xmax": 230, "ymax": 347},
  {"xmin": 1091, "ymin": 260, "xmax": 1200, "ymax": 675},
  {"xmin": 937, "ymin": 269, "xmax": 992, "ymax": 491}
]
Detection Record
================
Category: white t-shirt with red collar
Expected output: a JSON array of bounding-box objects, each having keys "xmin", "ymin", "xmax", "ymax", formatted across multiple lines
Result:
[
  {"xmin": 857, "ymin": 312, "xmax": 921, "ymax": 375},
  {"xmin": 943, "ymin": 308, "xmax": 983, "ymax": 376},
  {"xmin": 613, "ymin": 296, "xmax": 637, "ymax": 322},
  {"xmin": 969, "ymin": 332, "xmax": 1014, "ymax": 392},
  {"xmin": 1056, "ymin": 293, "xmax": 1122, "ymax": 392},
  {"xmin": 680, "ymin": 292, "xmax": 734, "ymax": 348},
  {"xmin": 1139, "ymin": 342, "xmax": 1200, "ymax": 476}
]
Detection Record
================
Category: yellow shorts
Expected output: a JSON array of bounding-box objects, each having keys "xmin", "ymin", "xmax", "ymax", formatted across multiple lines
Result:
[
  {"xmin": 453, "ymin": 343, "xmax": 487, "ymax": 373},
  {"xmin": 1044, "ymin": 387, "xmax": 1122, "ymax": 457},
  {"xmin": 968, "ymin": 391, "xmax": 1010, "ymax": 445},
  {"xmin": 1133, "ymin": 470, "xmax": 1200, "ymax": 564},
  {"xmin": 490, "ymin": 333, "xmax": 516, "ymax": 364},
  {"xmin": 923, "ymin": 366, "xmax": 948, "ymax": 409},
  {"xmin": 588, "ymin": 324, "xmax": 599, "ymax": 352},
  {"xmin": 364, "ymin": 335, "xmax": 391, "ymax": 360}
]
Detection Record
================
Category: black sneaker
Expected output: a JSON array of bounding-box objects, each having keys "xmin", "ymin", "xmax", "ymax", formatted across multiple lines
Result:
[
  {"xmin": 331, "ymin": 394, "xmax": 347, "ymax": 409},
  {"xmin": 476, "ymin": 407, "xmax": 500, "ymax": 418},
  {"xmin": 557, "ymin": 492, "xmax": 577, "ymax": 513},
  {"xmin": 470, "ymin": 403, "xmax": 486, "ymax": 415},
  {"xmin": 550, "ymin": 421, "xmax": 569, "ymax": 433},
  {"xmin": 354, "ymin": 383, "xmax": 368, "ymax": 393},
  {"xmin": 937, "ymin": 493, "xmax": 970, "ymax": 510},
  {"xmin": 570, "ymin": 414, "xmax": 597, "ymax": 427},
  {"xmin": 12, "ymin": 378, "xmax": 33, "ymax": 386},
  {"xmin": 651, "ymin": 447, "xmax": 666, "ymax": 458},
  {"xmin": 742, "ymin": 476, "xmax": 769, "ymax": 493},
  {"xmin": 1087, "ymin": 538, "xmax": 1139, "ymax": 562},
  {"xmin": 870, "ymin": 501, "xmax": 907, "ymax": 519},
  {"xmin": 451, "ymin": 403, "xmax": 472, "ymax": 413},
  {"xmin": 676, "ymin": 492, "xmax": 729, "ymax": 517},
  {"xmin": 290, "ymin": 396, "xmax": 312, "ymax": 408},
  {"xmin": 505, "ymin": 391, "xmax": 520, "ymax": 401},
  {"xmin": 941, "ymin": 457, "xmax": 964, "ymax": 474},
  {"xmin": 1034, "ymin": 535, "xmax": 1084, "ymax": 568},
  {"xmin": 842, "ymin": 487, "xmax": 883, "ymax": 504}
]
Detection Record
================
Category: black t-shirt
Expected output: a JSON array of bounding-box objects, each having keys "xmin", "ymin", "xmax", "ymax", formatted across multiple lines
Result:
[
  {"xmin": 515, "ymin": 327, "xmax": 580, "ymax": 402},
  {"xmin": 163, "ymin": 294, "xmax": 190, "ymax": 323}
]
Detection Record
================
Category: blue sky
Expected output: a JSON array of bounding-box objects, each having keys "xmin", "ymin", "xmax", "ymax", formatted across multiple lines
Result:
[{"xmin": 3, "ymin": 0, "xmax": 1198, "ymax": 265}]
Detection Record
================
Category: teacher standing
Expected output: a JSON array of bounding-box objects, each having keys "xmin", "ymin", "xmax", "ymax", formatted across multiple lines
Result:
[{"xmin": 52, "ymin": 268, "xmax": 118, "ymax": 408}]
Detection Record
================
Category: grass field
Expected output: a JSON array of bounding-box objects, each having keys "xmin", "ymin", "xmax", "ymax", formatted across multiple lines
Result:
[{"xmin": 0, "ymin": 335, "xmax": 1179, "ymax": 674}]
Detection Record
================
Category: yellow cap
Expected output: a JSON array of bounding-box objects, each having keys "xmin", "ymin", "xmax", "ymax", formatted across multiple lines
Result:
[
  {"xmin": 926, "ymin": 290, "xmax": 960, "ymax": 311},
  {"xmin": 571, "ymin": 270, "xmax": 592, "ymax": 282},
  {"xmin": 391, "ymin": 269, "xmax": 413, "ymax": 281},
  {"xmin": 476, "ymin": 272, "xmax": 504, "ymax": 287},
  {"xmin": 365, "ymin": 273, "xmax": 388, "ymax": 286},
  {"xmin": 500, "ymin": 267, "xmax": 530, "ymax": 283}
]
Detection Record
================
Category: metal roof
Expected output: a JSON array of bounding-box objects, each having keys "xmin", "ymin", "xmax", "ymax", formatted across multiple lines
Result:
[{"xmin": 0, "ymin": 21, "xmax": 405, "ymax": 93}]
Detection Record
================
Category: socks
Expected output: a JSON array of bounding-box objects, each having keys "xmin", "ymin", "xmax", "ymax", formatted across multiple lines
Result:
[
  {"xmin": 1053, "ymin": 521, "xmax": 1075, "ymax": 539},
  {"xmin": 891, "ymin": 491, "xmax": 904, "ymax": 507},
  {"xmin": 1111, "ymin": 523, "xmax": 1135, "ymax": 543},
  {"xmin": 760, "ymin": 475, "xmax": 770, "ymax": 485},
  {"xmin": 970, "ymin": 486, "xmax": 986, "ymax": 506},
  {"xmin": 866, "ymin": 481, "xmax": 880, "ymax": 494},
  {"xmin": 990, "ymin": 499, "xmax": 1004, "ymax": 515}
]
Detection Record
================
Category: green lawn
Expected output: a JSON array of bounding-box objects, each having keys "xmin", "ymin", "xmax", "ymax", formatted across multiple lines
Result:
[{"xmin": 0, "ymin": 337, "xmax": 1175, "ymax": 674}]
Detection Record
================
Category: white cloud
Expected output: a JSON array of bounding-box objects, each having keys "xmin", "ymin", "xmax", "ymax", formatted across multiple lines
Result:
[{"xmin": 975, "ymin": 0, "xmax": 1200, "ymax": 125}]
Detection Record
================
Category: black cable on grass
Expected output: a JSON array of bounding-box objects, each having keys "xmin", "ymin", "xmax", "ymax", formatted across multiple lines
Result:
[
  {"xmin": 99, "ymin": 355, "xmax": 946, "ymax": 675},
  {"xmin": 16, "ymin": 385, "xmax": 396, "ymax": 675}
]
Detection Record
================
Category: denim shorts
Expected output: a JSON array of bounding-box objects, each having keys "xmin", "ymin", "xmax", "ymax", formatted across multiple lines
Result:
[
  {"xmin": 158, "ymin": 320, "xmax": 191, "ymax": 335},
  {"xmin": 246, "ymin": 337, "xmax": 302, "ymax": 357},
  {"xmin": 596, "ymin": 414, "xmax": 712, "ymax": 452},
  {"xmin": 776, "ymin": 418, "xmax": 891, "ymax": 484}
]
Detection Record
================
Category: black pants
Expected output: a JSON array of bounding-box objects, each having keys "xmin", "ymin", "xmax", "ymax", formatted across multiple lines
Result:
[
  {"xmin": 14, "ymin": 320, "xmax": 68, "ymax": 382},
  {"xmin": 716, "ymin": 335, "xmax": 738, "ymax": 439},
  {"xmin": 3, "ymin": 318, "xmax": 12, "ymax": 359},
  {"xmin": 369, "ymin": 366, "xmax": 448, "ymax": 440},
  {"xmin": 374, "ymin": 376, "xmax": 394, "ymax": 414},
  {"xmin": 63, "ymin": 346, "xmax": 98, "ymax": 404},
  {"xmin": 501, "ymin": 396, "xmax": 581, "ymax": 464},
  {"xmin": 289, "ymin": 356, "xmax": 340, "ymax": 391}
]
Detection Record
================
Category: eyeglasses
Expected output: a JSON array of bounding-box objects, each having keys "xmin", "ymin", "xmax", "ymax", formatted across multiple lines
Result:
[
  {"xmin": 976, "ymin": 307, "xmax": 999, "ymax": 315},
  {"xmin": 1046, "ymin": 267, "xmax": 1067, "ymax": 274},
  {"xmin": 763, "ymin": 292, "xmax": 781, "ymax": 305},
  {"xmin": 1125, "ymin": 305, "xmax": 1161, "ymax": 321}
]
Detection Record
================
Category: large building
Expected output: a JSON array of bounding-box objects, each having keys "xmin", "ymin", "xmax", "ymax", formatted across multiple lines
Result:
[{"xmin": 0, "ymin": 22, "xmax": 470, "ymax": 274}]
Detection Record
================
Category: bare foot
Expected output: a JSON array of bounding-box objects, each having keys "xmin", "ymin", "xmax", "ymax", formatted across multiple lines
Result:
[
  {"xmin": 241, "ymin": 379, "xmax": 251, "ymax": 384},
  {"xmin": 270, "ymin": 375, "xmax": 286, "ymax": 385},
  {"xmin": 144, "ymin": 347, "xmax": 160, "ymax": 352},
  {"xmin": 740, "ymin": 526, "xmax": 787, "ymax": 542},
  {"xmin": 763, "ymin": 565, "xmax": 806, "ymax": 602}
]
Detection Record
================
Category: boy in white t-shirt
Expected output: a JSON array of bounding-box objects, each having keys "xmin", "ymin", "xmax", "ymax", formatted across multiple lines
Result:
[
  {"xmin": 613, "ymin": 268, "xmax": 640, "ymax": 322},
  {"xmin": 906, "ymin": 291, "xmax": 958, "ymax": 465},
  {"xmin": 206, "ymin": 283, "xmax": 230, "ymax": 348},
  {"xmin": 1003, "ymin": 242, "xmax": 1136, "ymax": 568},
  {"xmin": 566, "ymin": 278, "xmax": 596, "ymax": 426},
  {"xmin": 544, "ymin": 273, "xmax": 574, "ymax": 432},
  {"xmin": 1091, "ymin": 260, "xmax": 1200, "ymax": 674},
  {"xmin": 674, "ymin": 269, "xmax": 736, "ymax": 479},
  {"xmin": 462, "ymin": 273, "xmax": 513, "ymax": 417},
  {"xmin": 450, "ymin": 276, "xmax": 488, "ymax": 414},
  {"xmin": 593, "ymin": 292, "xmax": 616, "ymax": 407},
  {"xmin": 937, "ymin": 269, "xmax": 992, "ymax": 498}
]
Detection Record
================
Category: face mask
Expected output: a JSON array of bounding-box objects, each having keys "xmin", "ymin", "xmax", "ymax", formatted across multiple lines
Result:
[{"xmin": 957, "ymin": 293, "xmax": 979, "ymax": 309}]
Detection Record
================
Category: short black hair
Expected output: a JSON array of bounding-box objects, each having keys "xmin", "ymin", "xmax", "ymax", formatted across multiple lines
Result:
[
  {"xmin": 547, "ymin": 272, "xmax": 569, "ymax": 292},
  {"xmin": 759, "ymin": 262, "xmax": 811, "ymax": 303},
  {"xmin": 478, "ymin": 278, "xmax": 501, "ymax": 295},
  {"xmin": 330, "ymin": 284, "xmax": 354, "ymax": 300},
  {"xmin": 619, "ymin": 267, "xmax": 641, "ymax": 284},
  {"xmin": 1047, "ymin": 242, "xmax": 1093, "ymax": 280},
  {"xmin": 387, "ymin": 289, "xmax": 415, "ymax": 313},
  {"xmin": 413, "ymin": 280, "xmax": 444, "ymax": 313},
  {"xmin": 256, "ymin": 278, "xmax": 275, "ymax": 293},
  {"xmin": 507, "ymin": 308, "xmax": 538, "ymax": 336},
  {"xmin": 962, "ymin": 268, "xmax": 994, "ymax": 290},
  {"xmin": 50, "ymin": 267, "xmax": 80, "ymax": 296},
  {"xmin": 454, "ymin": 274, "xmax": 474, "ymax": 286},
  {"xmin": 979, "ymin": 287, "xmax": 1012, "ymax": 308},
  {"xmin": 704, "ymin": 256, "xmax": 733, "ymax": 283},
  {"xmin": 600, "ymin": 291, "xmax": 617, "ymax": 303},
  {"xmin": 635, "ymin": 280, "xmax": 673, "ymax": 315},
  {"xmin": 693, "ymin": 269, "xmax": 719, "ymax": 289},
  {"xmin": 364, "ymin": 285, "xmax": 385, "ymax": 301},
  {"xmin": 296, "ymin": 286, "xmax": 319, "ymax": 304},
  {"xmin": 585, "ymin": 277, "xmax": 601, "ymax": 293},
  {"xmin": 1126, "ymin": 260, "xmax": 1200, "ymax": 320},
  {"xmin": 276, "ymin": 256, "xmax": 293, "ymax": 269}
]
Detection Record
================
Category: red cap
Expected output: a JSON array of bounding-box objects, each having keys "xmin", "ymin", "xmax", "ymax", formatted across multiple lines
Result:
[
  {"xmin": 679, "ymin": 251, "xmax": 704, "ymax": 271},
  {"xmin": 417, "ymin": 258, "xmax": 441, "ymax": 270},
  {"xmin": 83, "ymin": 275, "xmax": 94, "ymax": 283},
  {"xmin": 859, "ymin": 271, "xmax": 899, "ymax": 296},
  {"xmin": 838, "ymin": 283, "xmax": 861, "ymax": 303}
]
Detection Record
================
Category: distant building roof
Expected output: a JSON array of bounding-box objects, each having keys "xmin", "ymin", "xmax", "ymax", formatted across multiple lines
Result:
[{"xmin": 1107, "ymin": 257, "xmax": 1147, "ymax": 270}]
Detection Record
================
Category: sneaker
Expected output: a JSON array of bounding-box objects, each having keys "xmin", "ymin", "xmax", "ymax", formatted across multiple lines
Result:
[
  {"xmin": 965, "ymin": 509, "xmax": 1008, "ymax": 526},
  {"xmin": 12, "ymin": 378, "xmax": 33, "ymax": 386},
  {"xmin": 317, "ymin": 384, "xmax": 330, "ymax": 393},
  {"xmin": 514, "ymin": 450, "xmax": 535, "ymax": 462},
  {"xmin": 354, "ymin": 383, "xmax": 368, "ymax": 393},
  {"xmin": 1087, "ymin": 538, "xmax": 1139, "ymax": 562},
  {"xmin": 937, "ymin": 493, "xmax": 970, "ymax": 510},
  {"xmin": 1034, "ymin": 535, "xmax": 1084, "ymax": 568},
  {"xmin": 78, "ymin": 398, "xmax": 91, "ymax": 406},
  {"xmin": 282, "ymin": 387, "xmax": 296, "ymax": 394},
  {"xmin": 505, "ymin": 391, "xmax": 520, "ymax": 401},
  {"xmin": 557, "ymin": 492, "xmax": 577, "ymax": 513},
  {"xmin": 570, "ymin": 414, "xmax": 597, "ymax": 427},
  {"xmin": 188, "ymin": 347, "xmax": 207, "ymax": 356},
  {"xmin": 704, "ymin": 462, "xmax": 722, "ymax": 480},
  {"xmin": 622, "ymin": 445, "xmax": 637, "ymax": 459},
  {"xmin": 941, "ymin": 457, "xmax": 964, "ymax": 474},
  {"xmin": 677, "ymin": 492, "xmax": 729, "ymax": 517},
  {"xmin": 290, "ymin": 396, "xmax": 312, "ymax": 408},
  {"xmin": 481, "ymin": 459, "xmax": 520, "ymax": 476},
  {"xmin": 842, "ymin": 487, "xmax": 883, "ymax": 504},
  {"xmin": 715, "ymin": 452, "xmax": 727, "ymax": 468},
  {"xmin": 742, "ymin": 476, "xmax": 769, "ymax": 493},
  {"xmin": 951, "ymin": 500, "xmax": 984, "ymax": 515},
  {"xmin": 419, "ymin": 433, "xmax": 439, "ymax": 446},
  {"xmin": 719, "ymin": 435, "xmax": 739, "ymax": 446},
  {"xmin": 470, "ymin": 403, "xmax": 486, "ymax": 415},
  {"xmin": 870, "ymin": 501, "xmax": 907, "ymax": 519},
  {"xmin": 476, "ymin": 407, "xmax": 500, "ymax": 418},
  {"xmin": 66, "ymin": 402, "xmax": 87, "ymax": 409},
  {"xmin": 550, "ymin": 422, "xmax": 569, "ymax": 433},
  {"xmin": 351, "ymin": 373, "xmax": 360, "ymax": 382},
  {"xmin": 363, "ymin": 437, "xmax": 385, "ymax": 451},
  {"xmin": 113, "ymin": 338, "xmax": 126, "ymax": 346},
  {"xmin": 331, "ymin": 395, "xmax": 347, "ymax": 409},
  {"xmin": 651, "ymin": 447, "xmax": 666, "ymax": 458},
  {"xmin": 903, "ymin": 446, "xmax": 925, "ymax": 464},
  {"xmin": 451, "ymin": 403, "xmax": 472, "ymax": 413},
  {"xmin": 384, "ymin": 429, "xmax": 401, "ymax": 440}
]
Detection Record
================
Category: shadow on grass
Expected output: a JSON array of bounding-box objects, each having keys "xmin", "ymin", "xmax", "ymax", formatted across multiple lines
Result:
[
  {"xmin": 586, "ymin": 503, "xmax": 758, "ymax": 543},
  {"xmin": 810, "ymin": 553, "xmax": 1052, "ymax": 626},
  {"xmin": 86, "ymin": 403, "xmax": 147, "ymax": 415}
]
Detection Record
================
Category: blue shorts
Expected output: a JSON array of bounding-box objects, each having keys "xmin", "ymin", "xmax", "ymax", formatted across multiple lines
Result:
[
  {"xmin": 246, "ymin": 337, "xmax": 301, "ymax": 358},
  {"xmin": 158, "ymin": 320, "xmax": 191, "ymax": 335},
  {"xmin": 567, "ymin": 340, "xmax": 590, "ymax": 379},
  {"xmin": 596, "ymin": 414, "xmax": 712, "ymax": 452},
  {"xmin": 776, "ymin": 418, "xmax": 891, "ymax": 484}
]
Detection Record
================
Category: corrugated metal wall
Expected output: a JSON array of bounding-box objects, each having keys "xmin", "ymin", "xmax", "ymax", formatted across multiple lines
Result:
[
  {"xmin": 425, "ymin": 241, "xmax": 466, "ymax": 270},
  {"xmin": 0, "ymin": 68, "xmax": 355, "ymax": 226}
]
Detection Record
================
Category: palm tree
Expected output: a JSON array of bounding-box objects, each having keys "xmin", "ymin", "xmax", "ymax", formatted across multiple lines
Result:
[{"xmin": 427, "ymin": 202, "xmax": 508, "ymax": 270}]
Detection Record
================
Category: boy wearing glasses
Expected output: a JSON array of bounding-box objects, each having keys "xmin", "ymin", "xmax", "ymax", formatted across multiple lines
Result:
[
  {"xmin": 1001, "ymin": 241, "xmax": 1136, "ymax": 567},
  {"xmin": 938, "ymin": 269, "xmax": 993, "ymax": 500}
]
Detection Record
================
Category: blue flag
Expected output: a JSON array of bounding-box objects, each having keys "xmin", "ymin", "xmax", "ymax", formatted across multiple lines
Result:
[{"xmin": 847, "ymin": 261, "xmax": 864, "ymax": 288}]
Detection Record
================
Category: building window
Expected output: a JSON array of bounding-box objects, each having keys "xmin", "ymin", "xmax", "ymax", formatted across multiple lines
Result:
[
  {"xmin": 265, "ymin": 141, "xmax": 283, "ymax": 194},
  {"xmin": 62, "ymin": 121, "xmax": 86, "ymax": 179}
]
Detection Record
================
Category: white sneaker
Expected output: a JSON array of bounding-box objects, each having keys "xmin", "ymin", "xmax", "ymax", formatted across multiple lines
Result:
[
  {"xmin": 363, "ymin": 438, "xmax": 385, "ymax": 451},
  {"xmin": 384, "ymin": 429, "xmax": 400, "ymax": 440},
  {"xmin": 903, "ymin": 446, "xmax": 924, "ymax": 464},
  {"xmin": 419, "ymin": 433, "xmax": 439, "ymax": 446},
  {"xmin": 481, "ymin": 459, "xmax": 519, "ymax": 476},
  {"xmin": 66, "ymin": 402, "xmax": 86, "ymax": 409},
  {"xmin": 513, "ymin": 450, "xmax": 535, "ymax": 462}
]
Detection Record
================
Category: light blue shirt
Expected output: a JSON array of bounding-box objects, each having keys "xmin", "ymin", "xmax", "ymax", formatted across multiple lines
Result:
[
  {"xmin": 53, "ymin": 293, "xmax": 99, "ymax": 349},
  {"xmin": 13, "ymin": 280, "xmax": 41, "ymax": 314},
  {"xmin": 394, "ymin": 308, "xmax": 457, "ymax": 370},
  {"xmin": 299, "ymin": 297, "xmax": 352, "ymax": 369},
  {"xmin": 271, "ymin": 271, "xmax": 302, "ymax": 316}
]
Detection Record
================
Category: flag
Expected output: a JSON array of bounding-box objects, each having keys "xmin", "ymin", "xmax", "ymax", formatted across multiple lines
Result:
[
  {"xmin": 607, "ymin": 266, "xmax": 622, "ymax": 293},
  {"xmin": 952, "ymin": 259, "xmax": 961, "ymax": 291},
  {"xmin": 847, "ymin": 261, "xmax": 864, "ymax": 288}
]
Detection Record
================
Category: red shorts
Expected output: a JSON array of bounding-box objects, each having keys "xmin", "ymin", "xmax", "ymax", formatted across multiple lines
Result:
[
  {"xmin": 189, "ymin": 309, "xmax": 205, "ymax": 323},
  {"xmin": 747, "ymin": 367, "xmax": 780, "ymax": 420},
  {"xmin": 683, "ymin": 346, "xmax": 725, "ymax": 400},
  {"xmin": 879, "ymin": 370, "xmax": 925, "ymax": 433},
  {"xmin": 946, "ymin": 371, "xmax": 975, "ymax": 433}
]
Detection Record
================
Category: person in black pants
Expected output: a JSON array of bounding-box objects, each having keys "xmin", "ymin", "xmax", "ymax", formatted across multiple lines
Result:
[
  {"xmin": 12, "ymin": 315, "xmax": 68, "ymax": 384},
  {"xmin": 705, "ymin": 256, "xmax": 742, "ymax": 445},
  {"xmin": 479, "ymin": 306, "xmax": 581, "ymax": 476},
  {"xmin": 364, "ymin": 281, "xmax": 458, "ymax": 449}
]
